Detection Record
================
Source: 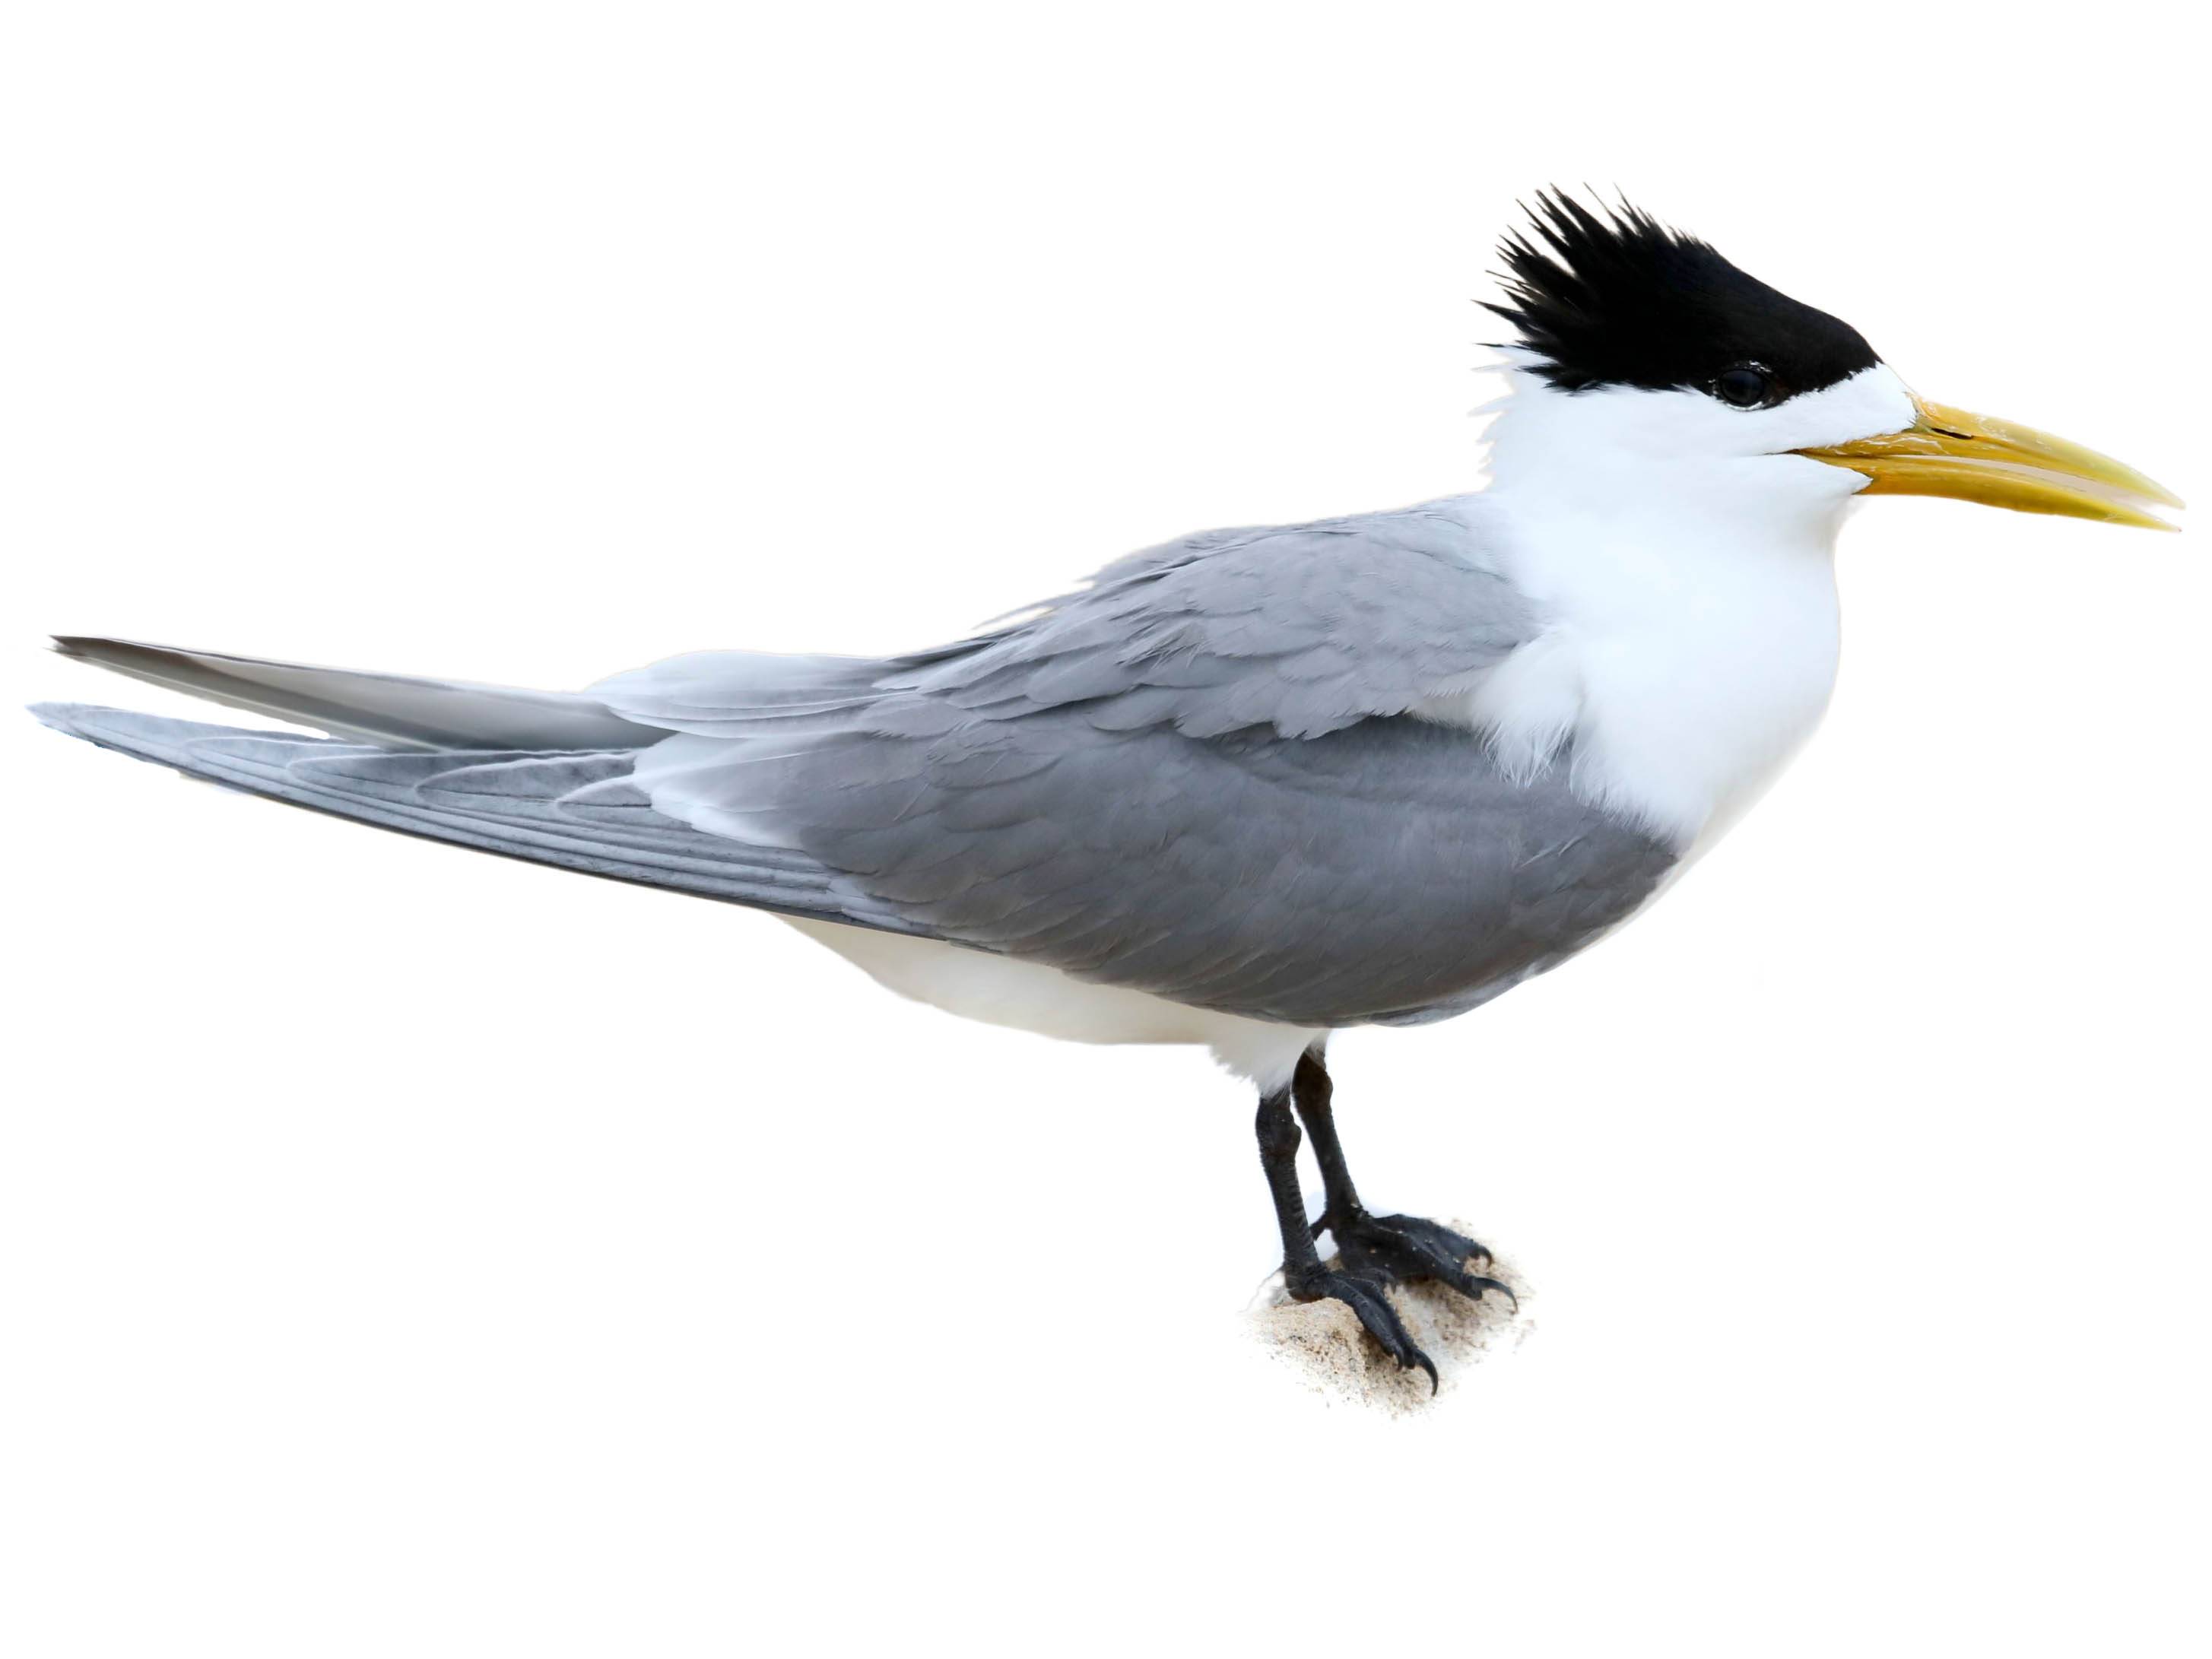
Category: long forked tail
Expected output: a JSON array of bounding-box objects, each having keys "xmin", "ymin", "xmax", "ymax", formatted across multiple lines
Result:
[
  {"xmin": 29, "ymin": 699, "xmax": 921, "ymax": 934},
  {"xmin": 49, "ymin": 636, "xmax": 664, "ymax": 750}
]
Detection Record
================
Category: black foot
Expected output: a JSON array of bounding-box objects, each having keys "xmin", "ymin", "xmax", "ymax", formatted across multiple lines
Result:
[
  {"xmin": 1283, "ymin": 1263, "xmax": 1440, "ymax": 1393},
  {"xmin": 1255, "ymin": 1065, "xmax": 1511, "ymax": 1395},
  {"xmin": 1316, "ymin": 1210, "xmax": 1516, "ymax": 1314}
]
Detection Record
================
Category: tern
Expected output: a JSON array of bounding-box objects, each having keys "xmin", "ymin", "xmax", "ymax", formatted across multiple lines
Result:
[{"xmin": 34, "ymin": 194, "xmax": 2181, "ymax": 1386}]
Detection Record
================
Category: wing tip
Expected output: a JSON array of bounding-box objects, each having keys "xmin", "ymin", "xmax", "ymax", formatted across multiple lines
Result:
[{"xmin": 27, "ymin": 699, "xmax": 100, "ymax": 733}]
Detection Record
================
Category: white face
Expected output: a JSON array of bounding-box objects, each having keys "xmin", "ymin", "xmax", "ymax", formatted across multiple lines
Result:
[{"xmin": 1482, "ymin": 349, "xmax": 1920, "ymax": 515}]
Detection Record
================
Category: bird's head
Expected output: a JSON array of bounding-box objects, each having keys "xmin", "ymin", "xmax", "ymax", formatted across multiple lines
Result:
[{"xmin": 1479, "ymin": 192, "xmax": 2179, "ymax": 533}]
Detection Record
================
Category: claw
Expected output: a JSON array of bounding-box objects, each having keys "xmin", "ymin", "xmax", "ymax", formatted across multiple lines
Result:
[
  {"xmin": 1411, "ymin": 1350, "xmax": 1439, "ymax": 1394},
  {"xmin": 1284, "ymin": 1265, "xmax": 1441, "ymax": 1388},
  {"xmin": 1440, "ymin": 1267, "xmax": 1518, "ymax": 1315}
]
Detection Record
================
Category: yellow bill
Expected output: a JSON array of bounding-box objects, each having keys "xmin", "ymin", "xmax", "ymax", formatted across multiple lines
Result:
[{"xmin": 1796, "ymin": 399, "xmax": 2182, "ymax": 531}]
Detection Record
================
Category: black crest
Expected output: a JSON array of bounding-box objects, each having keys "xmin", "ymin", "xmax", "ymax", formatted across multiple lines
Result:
[{"xmin": 1486, "ymin": 192, "xmax": 1880, "ymax": 400}]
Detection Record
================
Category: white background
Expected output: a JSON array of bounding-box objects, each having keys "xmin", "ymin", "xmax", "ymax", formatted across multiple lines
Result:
[{"xmin": 3, "ymin": 5, "xmax": 2204, "ymax": 1654}]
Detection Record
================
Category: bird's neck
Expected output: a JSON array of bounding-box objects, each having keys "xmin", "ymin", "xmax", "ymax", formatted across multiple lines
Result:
[{"xmin": 1468, "ymin": 385, "xmax": 1852, "ymax": 853}]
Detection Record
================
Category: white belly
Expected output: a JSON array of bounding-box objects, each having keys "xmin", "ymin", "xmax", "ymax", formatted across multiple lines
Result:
[{"xmin": 779, "ymin": 916, "xmax": 1323, "ymax": 1089}]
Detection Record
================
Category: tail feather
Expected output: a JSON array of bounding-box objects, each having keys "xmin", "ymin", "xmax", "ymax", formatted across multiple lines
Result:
[
  {"xmin": 30, "ymin": 702, "xmax": 923, "ymax": 933},
  {"xmin": 51, "ymin": 636, "xmax": 664, "ymax": 751}
]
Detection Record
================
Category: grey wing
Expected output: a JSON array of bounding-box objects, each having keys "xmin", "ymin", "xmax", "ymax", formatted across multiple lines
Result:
[
  {"xmin": 27, "ymin": 705, "xmax": 931, "ymax": 932},
  {"xmin": 698, "ymin": 711, "xmax": 1674, "ymax": 1026},
  {"xmin": 39, "ymin": 496, "xmax": 1674, "ymax": 1027},
  {"xmin": 590, "ymin": 495, "xmax": 1533, "ymax": 743},
  {"xmin": 600, "ymin": 496, "xmax": 1678, "ymax": 1027}
]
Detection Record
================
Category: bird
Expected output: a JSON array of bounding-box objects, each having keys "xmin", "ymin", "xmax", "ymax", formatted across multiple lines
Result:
[{"xmin": 33, "ymin": 192, "xmax": 2182, "ymax": 1388}]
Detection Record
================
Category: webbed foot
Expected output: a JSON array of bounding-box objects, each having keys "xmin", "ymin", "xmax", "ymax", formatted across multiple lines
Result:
[
  {"xmin": 1319, "ymin": 1210, "xmax": 1516, "ymax": 1312},
  {"xmin": 1281, "ymin": 1261, "xmax": 1440, "ymax": 1392}
]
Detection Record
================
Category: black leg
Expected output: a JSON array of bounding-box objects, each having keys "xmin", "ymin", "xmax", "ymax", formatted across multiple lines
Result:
[
  {"xmin": 1291, "ymin": 1048, "xmax": 1515, "ymax": 1313},
  {"xmin": 1290, "ymin": 1048, "xmax": 1366, "ymax": 1229},
  {"xmin": 1255, "ymin": 1083, "xmax": 1439, "ymax": 1391}
]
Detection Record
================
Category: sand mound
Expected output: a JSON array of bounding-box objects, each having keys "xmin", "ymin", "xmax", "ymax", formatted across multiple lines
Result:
[{"xmin": 1246, "ymin": 1231, "xmax": 1531, "ymax": 1412}]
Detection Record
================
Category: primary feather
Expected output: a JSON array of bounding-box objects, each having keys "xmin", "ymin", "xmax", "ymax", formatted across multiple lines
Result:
[
  {"xmin": 29, "ymin": 703, "xmax": 921, "ymax": 930},
  {"xmin": 50, "ymin": 636, "xmax": 661, "ymax": 750}
]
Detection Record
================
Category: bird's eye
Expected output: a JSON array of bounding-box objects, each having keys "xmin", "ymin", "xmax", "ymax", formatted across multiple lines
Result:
[{"xmin": 1712, "ymin": 364, "xmax": 1774, "ymax": 408}]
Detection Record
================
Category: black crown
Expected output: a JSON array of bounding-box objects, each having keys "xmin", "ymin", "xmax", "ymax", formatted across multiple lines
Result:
[{"xmin": 1485, "ymin": 191, "xmax": 1880, "ymax": 400}]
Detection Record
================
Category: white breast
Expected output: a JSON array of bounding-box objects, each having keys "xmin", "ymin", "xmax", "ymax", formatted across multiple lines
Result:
[
  {"xmin": 1474, "ymin": 516, "xmax": 1842, "ymax": 853},
  {"xmin": 1442, "ymin": 363, "xmax": 1892, "ymax": 852}
]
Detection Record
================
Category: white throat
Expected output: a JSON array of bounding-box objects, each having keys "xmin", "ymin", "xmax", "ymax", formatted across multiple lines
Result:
[{"xmin": 1440, "ymin": 360, "xmax": 1916, "ymax": 850}]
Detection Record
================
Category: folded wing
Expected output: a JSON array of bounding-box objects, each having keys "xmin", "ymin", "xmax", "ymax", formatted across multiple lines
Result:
[{"xmin": 41, "ymin": 496, "xmax": 1677, "ymax": 1027}]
